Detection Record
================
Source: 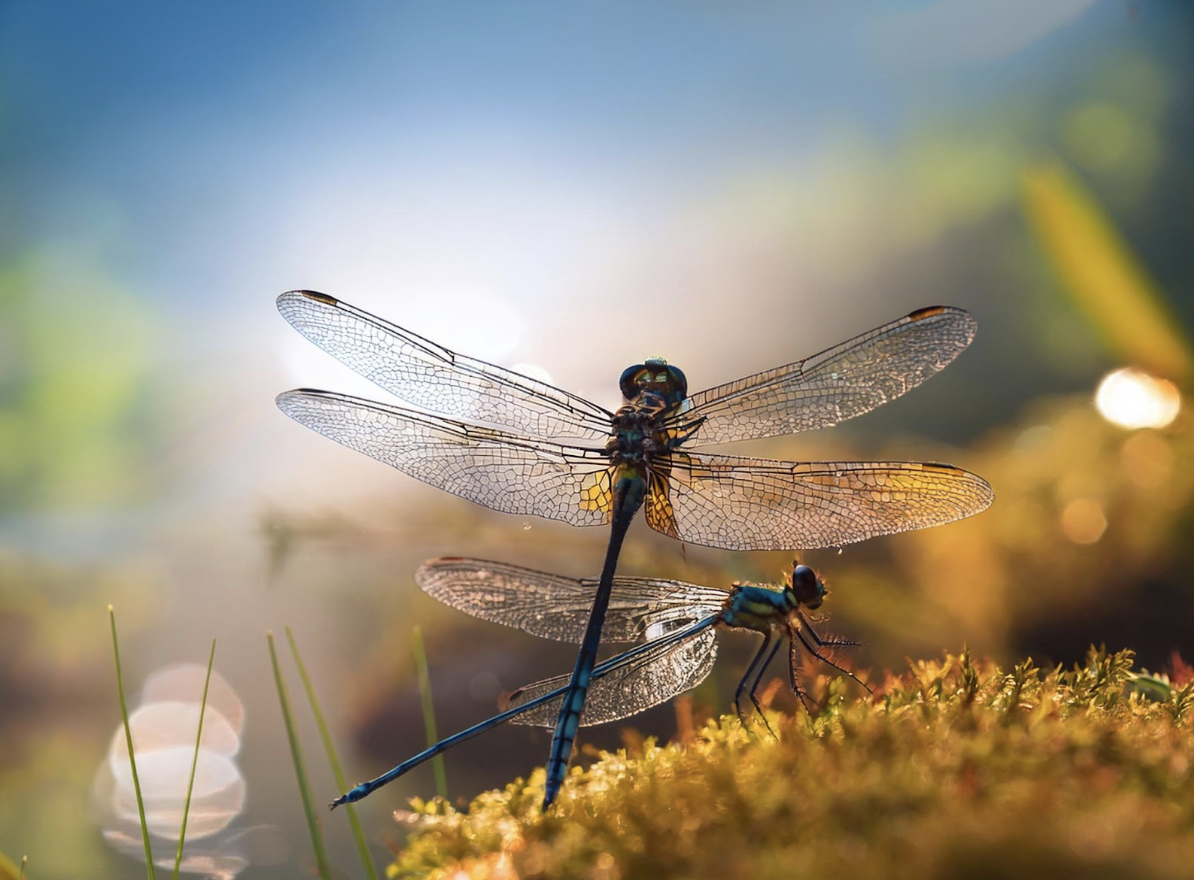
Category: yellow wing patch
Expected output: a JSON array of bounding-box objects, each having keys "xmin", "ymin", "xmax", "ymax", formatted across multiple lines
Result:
[
  {"xmin": 644, "ymin": 470, "xmax": 680, "ymax": 539},
  {"xmin": 579, "ymin": 466, "xmax": 616, "ymax": 516}
]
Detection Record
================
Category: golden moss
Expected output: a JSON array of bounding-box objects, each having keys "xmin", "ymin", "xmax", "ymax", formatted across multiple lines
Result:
[{"xmin": 387, "ymin": 649, "xmax": 1194, "ymax": 880}]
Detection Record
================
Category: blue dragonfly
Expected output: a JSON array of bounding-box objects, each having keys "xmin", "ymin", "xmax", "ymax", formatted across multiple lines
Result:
[
  {"xmin": 330, "ymin": 557, "xmax": 862, "ymax": 808},
  {"xmin": 276, "ymin": 291, "xmax": 993, "ymax": 808}
]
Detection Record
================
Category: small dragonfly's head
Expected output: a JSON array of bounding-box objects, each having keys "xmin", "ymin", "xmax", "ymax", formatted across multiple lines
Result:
[
  {"xmin": 787, "ymin": 563, "xmax": 825, "ymax": 611},
  {"xmin": 619, "ymin": 357, "xmax": 688, "ymax": 406}
]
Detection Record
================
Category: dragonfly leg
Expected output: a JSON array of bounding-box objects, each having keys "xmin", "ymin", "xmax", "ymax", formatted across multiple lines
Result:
[
  {"xmin": 733, "ymin": 632, "xmax": 773, "ymax": 725},
  {"xmin": 799, "ymin": 612, "xmax": 862, "ymax": 650},
  {"xmin": 745, "ymin": 635, "xmax": 784, "ymax": 739},
  {"xmin": 794, "ymin": 623, "xmax": 873, "ymax": 696},
  {"xmin": 788, "ymin": 634, "xmax": 816, "ymax": 713}
]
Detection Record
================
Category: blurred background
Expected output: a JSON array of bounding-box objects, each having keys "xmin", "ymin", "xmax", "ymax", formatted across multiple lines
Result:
[{"xmin": 2, "ymin": 1, "xmax": 1192, "ymax": 876}]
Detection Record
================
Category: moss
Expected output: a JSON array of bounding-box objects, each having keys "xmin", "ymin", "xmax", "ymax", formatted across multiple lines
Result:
[{"xmin": 386, "ymin": 648, "xmax": 1194, "ymax": 880}]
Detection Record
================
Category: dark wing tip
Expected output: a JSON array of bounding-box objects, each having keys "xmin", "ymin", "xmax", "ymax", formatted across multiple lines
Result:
[
  {"xmin": 287, "ymin": 289, "xmax": 339, "ymax": 305},
  {"xmin": 908, "ymin": 305, "xmax": 953, "ymax": 321},
  {"xmin": 275, "ymin": 387, "xmax": 331, "ymax": 412},
  {"xmin": 907, "ymin": 305, "xmax": 978, "ymax": 347}
]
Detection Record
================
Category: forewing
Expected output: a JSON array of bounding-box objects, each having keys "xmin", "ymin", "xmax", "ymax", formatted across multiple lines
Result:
[
  {"xmin": 684, "ymin": 306, "xmax": 977, "ymax": 444},
  {"xmin": 276, "ymin": 389, "xmax": 611, "ymax": 526},
  {"xmin": 506, "ymin": 626, "xmax": 718, "ymax": 727},
  {"xmin": 657, "ymin": 451, "xmax": 994, "ymax": 550},
  {"xmin": 278, "ymin": 290, "xmax": 611, "ymax": 441},
  {"xmin": 415, "ymin": 557, "xmax": 725, "ymax": 643}
]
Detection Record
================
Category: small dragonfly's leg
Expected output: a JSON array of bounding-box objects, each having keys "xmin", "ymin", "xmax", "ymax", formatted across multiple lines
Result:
[
  {"xmin": 734, "ymin": 632, "xmax": 773, "ymax": 724},
  {"xmin": 800, "ymin": 613, "xmax": 861, "ymax": 651},
  {"xmin": 794, "ymin": 625, "xmax": 873, "ymax": 695},
  {"xmin": 747, "ymin": 636, "xmax": 784, "ymax": 739},
  {"xmin": 788, "ymin": 634, "xmax": 815, "ymax": 713}
]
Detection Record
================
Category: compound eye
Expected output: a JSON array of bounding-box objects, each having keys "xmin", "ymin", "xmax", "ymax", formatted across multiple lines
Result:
[
  {"xmin": 791, "ymin": 564, "xmax": 823, "ymax": 608},
  {"xmin": 619, "ymin": 364, "xmax": 648, "ymax": 399},
  {"xmin": 663, "ymin": 364, "xmax": 688, "ymax": 399}
]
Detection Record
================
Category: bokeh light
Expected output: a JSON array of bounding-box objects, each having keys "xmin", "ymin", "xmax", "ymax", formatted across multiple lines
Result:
[
  {"xmin": 1094, "ymin": 367, "xmax": 1181, "ymax": 430},
  {"xmin": 92, "ymin": 665, "xmax": 252, "ymax": 874},
  {"xmin": 1060, "ymin": 497, "xmax": 1108, "ymax": 545}
]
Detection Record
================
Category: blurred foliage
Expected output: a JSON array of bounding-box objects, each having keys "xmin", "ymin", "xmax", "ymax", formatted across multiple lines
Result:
[
  {"xmin": 386, "ymin": 648, "xmax": 1194, "ymax": 880},
  {"xmin": 0, "ymin": 250, "xmax": 161, "ymax": 512},
  {"xmin": 1023, "ymin": 160, "xmax": 1192, "ymax": 382},
  {"xmin": 828, "ymin": 391, "xmax": 1194, "ymax": 670},
  {"xmin": 0, "ymin": 553, "xmax": 166, "ymax": 697},
  {"xmin": 0, "ymin": 734, "xmax": 114, "ymax": 879},
  {"xmin": 0, "ymin": 557, "xmax": 166, "ymax": 880},
  {"xmin": 724, "ymin": 51, "xmax": 1173, "ymax": 284},
  {"xmin": 0, "ymin": 851, "xmax": 26, "ymax": 880}
]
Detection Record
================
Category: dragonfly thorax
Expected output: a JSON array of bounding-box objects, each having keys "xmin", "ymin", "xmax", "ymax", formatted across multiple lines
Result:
[
  {"xmin": 721, "ymin": 584, "xmax": 790, "ymax": 634},
  {"xmin": 607, "ymin": 406, "xmax": 669, "ymax": 462}
]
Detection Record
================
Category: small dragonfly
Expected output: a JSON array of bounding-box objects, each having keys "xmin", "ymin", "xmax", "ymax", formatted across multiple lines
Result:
[
  {"xmin": 331, "ymin": 557, "xmax": 860, "ymax": 808},
  {"xmin": 276, "ymin": 291, "xmax": 993, "ymax": 807}
]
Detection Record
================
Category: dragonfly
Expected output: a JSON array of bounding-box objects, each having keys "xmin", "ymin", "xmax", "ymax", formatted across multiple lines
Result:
[
  {"xmin": 276, "ymin": 290, "xmax": 993, "ymax": 808},
  {"xmin": 331, "ymin": 556, "xmax": 860, "ymax": 807}
]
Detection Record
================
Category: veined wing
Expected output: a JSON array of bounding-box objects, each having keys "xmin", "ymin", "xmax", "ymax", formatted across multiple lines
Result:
[
  {"xmin": 276, "ymin": 389, "xmax": 612, "ymax": 526},
  {"xmin": 278, "ymin": 291, "xmax": 612, "ymax": 442},
  {"xmin": 651, "ymin": 452, "xmax": 994, "ymax": 550},
  {"xmin": 505, "ymin": 620, "xmax": 719, "ymax": 727},
  {"xmin": 415, "ymin": 557, "xmax": 727, "ymax": 643},
  {"xmin": 683, "ymin": 306, "xmax": 977, "ymax": 445}
]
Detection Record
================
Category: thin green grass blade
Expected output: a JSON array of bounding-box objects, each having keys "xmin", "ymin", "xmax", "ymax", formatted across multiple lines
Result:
[
  {"xmin": 285, "ymin": 627, "xmax": 379, "ymax": 880},
  {"xmin": 267, "ymin": 632, "xmax": 332, "ymax": 880},
  {"xmin": 110, "ymin": 605, "xmax": 156, "ymax": 880},
  {"xmin": 0, "ymin": 850, "xmax": 26, "ymax": 880},
  {"xmin": 171, "ymin": 639, "xmax": 217, "ymax": 880},
  {"xmin": 411, "ymin": 625, "xmax": 448, "ymax": 799}
]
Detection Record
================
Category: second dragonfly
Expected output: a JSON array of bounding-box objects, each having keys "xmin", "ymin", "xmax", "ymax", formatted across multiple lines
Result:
[{"xmin": 331, "ymin": 556, "xmax": 863, "ymax": 807}]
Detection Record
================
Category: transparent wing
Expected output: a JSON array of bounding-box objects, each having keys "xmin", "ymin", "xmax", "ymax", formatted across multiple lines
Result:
[
  {"xmin": 276, "ymin": 389, "xmax": 612, "ymax": 526},
  {"xmin": 415, "ymin": 557, "xmax": 726, "ymax": 643},
  {"xmin": 278, "ymin": 290, "xmax": 611, "ymax": 441},
  {"xmin": 506, "ymin": 622, "xmax": 719, "ymax": 728},
  {"xmin": 683, "ymin": 306, "xmax": 977, "ymax": 445},
  {"xmin": 656, "ymin": 452, "xmax": 994, "ymax": 550}
]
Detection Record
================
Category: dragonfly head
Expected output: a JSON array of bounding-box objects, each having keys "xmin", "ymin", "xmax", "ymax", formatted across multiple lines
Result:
[
  {"xmin": 619, "ymin": 358, "xmax": 688, "ymax": 407},
  {"xmin": 787, "ymin": 563, "xmax": 825, "ymax": 611}
]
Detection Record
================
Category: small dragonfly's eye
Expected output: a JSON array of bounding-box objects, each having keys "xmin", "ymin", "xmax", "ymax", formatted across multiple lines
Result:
[{"xmin": 791, "ymin": 564, "xmax": 824, "ymax": 608}]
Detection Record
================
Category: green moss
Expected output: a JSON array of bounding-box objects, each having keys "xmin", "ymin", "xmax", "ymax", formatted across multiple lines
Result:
[{"xmin": 387, "ymin": 649, "xmax": 1194, "ymax": 880}]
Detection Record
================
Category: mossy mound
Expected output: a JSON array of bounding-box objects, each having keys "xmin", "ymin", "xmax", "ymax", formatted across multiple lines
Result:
[{"xmin": 389, "ymin": 649, "xmax": 1194, "ymax": 880}]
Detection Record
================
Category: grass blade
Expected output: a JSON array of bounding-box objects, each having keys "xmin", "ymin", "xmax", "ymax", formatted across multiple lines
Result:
[
  {"xmin": 109, "ymin": 605, "xmax": 156, "ymax": 880},
  {"xmin": 171, "ymin": 639, "xmax": 217, "ymax": 880},
  {"xmin": 285, "ymin": 627, "xmax": 379, "ymax": 880},
  {"xmin": 0, "ymin": 851, "xmax": 27, "ymax": 880},
  {"xmin": 267, "ymin": 631, "xmax": 332, "ymax": 880},
  {"xmin": 411, "ymin": 625, "xmax": 448, "ymax": 799}
]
